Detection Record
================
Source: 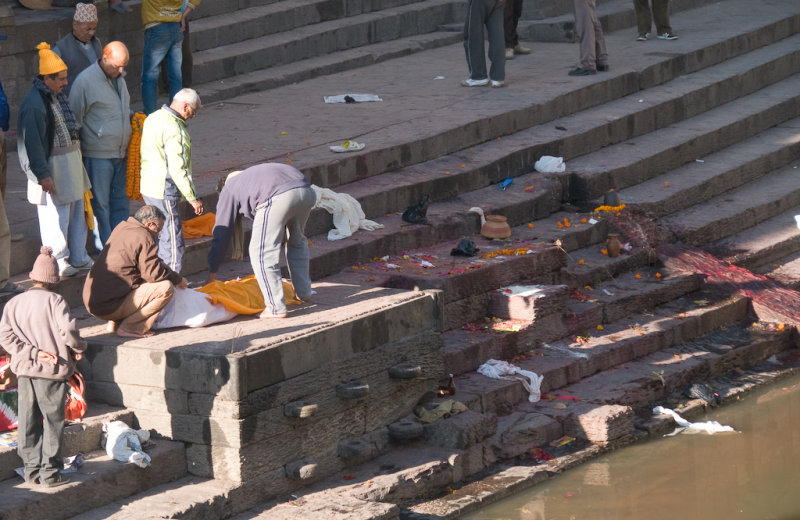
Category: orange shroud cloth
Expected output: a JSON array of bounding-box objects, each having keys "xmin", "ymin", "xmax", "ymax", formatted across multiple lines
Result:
[
  {"xmin": 183, "ymin": 212, "xmax": 216, "ymax": 239},
  {"xmin": 197, "ymin": 275, "xmax": 303, "ymax": 315}
]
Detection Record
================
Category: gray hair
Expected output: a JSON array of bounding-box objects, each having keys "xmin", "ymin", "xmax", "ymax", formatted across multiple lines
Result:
[
  {"xmin": 172, "ymin": 88, "xmax": 201, "ymax": 109},
  {"xmin": 134, "ymin": 205, "xmax": 165, "ymax": 225}
]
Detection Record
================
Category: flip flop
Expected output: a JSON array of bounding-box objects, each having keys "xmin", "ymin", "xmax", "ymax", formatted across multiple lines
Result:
[
  {"xmin": 0, "ymin": 282, "xmax": 23, "ymax": 294},
  {"xmin": 329, "ymin": 140, "xmax": 365, "ymax": 153}
]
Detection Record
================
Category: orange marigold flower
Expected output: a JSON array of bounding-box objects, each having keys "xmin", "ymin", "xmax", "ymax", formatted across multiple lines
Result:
[
  {"xmin": 596, "ymin": 325, "xmax": 604, "ymax": 331},
  {"xmin": 655, "ymin": 272, "xmax": 662, "ymax": 279},
  {"xmin": 601, "ymin": 248, "xmax": 608, "ymax": 255},
  {"xmin": 581, "ymin": 218, "xmax": 587, "ymax": 223},
  {"xmin": 528, "ymin": 223, "xmax": 534, "ymax": 228},
  {"xmin": 579, "ymin": 259, "xmax": 584, "ymax": 264},
  {"xmin": 635, "ymin": 273, "xmax": 642, "ymax": 279}
]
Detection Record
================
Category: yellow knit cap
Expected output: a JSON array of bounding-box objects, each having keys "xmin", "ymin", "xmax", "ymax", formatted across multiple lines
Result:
[{"xmin": 37, "ymin": 42, "xmax": 67, "ymax": 75}]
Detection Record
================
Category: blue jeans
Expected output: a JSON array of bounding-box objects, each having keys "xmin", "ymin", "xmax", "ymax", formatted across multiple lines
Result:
[
  {"xmin": 142, "ymin": 22, "xmax": 184, "ymax": 115},
  {"xmin": 85, "ymin": 157, "xmax": 129, "ymax": 251}
]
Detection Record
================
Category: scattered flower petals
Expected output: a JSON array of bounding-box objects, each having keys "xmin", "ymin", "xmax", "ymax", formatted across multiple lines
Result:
[{"xmin": 635, "ymin": 273, "xmax": 642, "ymax": 279}]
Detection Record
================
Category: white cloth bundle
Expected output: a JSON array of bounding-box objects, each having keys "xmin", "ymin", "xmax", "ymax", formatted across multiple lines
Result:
[
  {"xmin": 153, "ymin": 287, "xmax": 237, "ymax": 329},
  {"xmin": 534, "ymin": 156, "xmax": 566, "ymax": 173},
  {"xmin": 653, "ymin": 406, "xmax": 737, "ymax": 435},
  {"xmin": 478, "ymin": 359, "xmax": 543, "ymax": 402},
  {"xmin": 311, "ymin": 184, "xmax": 384, "ymax": 240},
  {"xmin": 104, "ymin": 420, "xmax": 152, "ymax": 468}
]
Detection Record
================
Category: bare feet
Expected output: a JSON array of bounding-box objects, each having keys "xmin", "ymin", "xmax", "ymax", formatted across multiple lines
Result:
[
  {"xmin": 116, "ymin": 328, "xmax": 154, "ymax": 338},
  {"xmin": 259, "ymin": 310, "xmax": 288, "ymax": 319},
  {"xmin": 106, "ymin": 321, "xmax": 118, "ymax": 333}
]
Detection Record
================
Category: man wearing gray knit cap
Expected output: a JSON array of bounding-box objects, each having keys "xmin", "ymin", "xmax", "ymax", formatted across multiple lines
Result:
[
  {"xmin": 54, "ymin": 2, "xmax": 102, "ymax": 96},
  {"xmin": 0, "ymin": 246, "xmax": 86, "ymax": 487}
]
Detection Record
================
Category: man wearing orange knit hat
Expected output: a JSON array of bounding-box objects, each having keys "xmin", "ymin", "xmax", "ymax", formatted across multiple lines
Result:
[{"xmin": 17, "ymin": 43, "xmax": 92, "ymax": 278}]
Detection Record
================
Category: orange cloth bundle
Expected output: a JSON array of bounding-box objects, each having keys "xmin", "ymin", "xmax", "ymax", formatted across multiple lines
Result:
[
  {"xmin": 125, "ymin": 113, "xmax": 147, "ymax": 201},
  {"xmin": 183, "ymin": 212, "xmax": 215, "ymax": 239},
  {"xmin": 197, "ymin": 275, "xmax": 303, "ymax": 315},
  {"xmin": 83, "ymin": 190, "xmax": 94, "ymax": 230}
]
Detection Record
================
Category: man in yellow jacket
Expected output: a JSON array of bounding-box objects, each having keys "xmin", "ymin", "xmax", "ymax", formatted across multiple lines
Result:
[
  {"xmin": 139, "ymin": 88, "xmax": 203, "ymax": 273},
  {"xmin": 140, "ymin": 0, "xmax": 201, "ymax": 114}
]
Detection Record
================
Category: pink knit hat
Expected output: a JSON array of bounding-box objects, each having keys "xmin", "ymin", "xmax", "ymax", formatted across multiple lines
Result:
[{"xmin": 29, "ymin": 246, "xmax": 59, "ymax": 284}]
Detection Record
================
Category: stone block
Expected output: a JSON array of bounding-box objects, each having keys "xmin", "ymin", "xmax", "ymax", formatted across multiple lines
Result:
[
  {"xmin": 87, "ymin": 380, "xmax": 189, "ymax": 415},
  {"xmin": 285, "ymin": 459, "xmax": 319, "ymax": 480},
  {"xmin": 491, "ymin": 412, "xmax": 562, "ymax": 459},
  {"xmin": 423, "ymin": 410, "xmax": 497, "ymax": 450},
  {"xmin": 565, "ymin": 404, "xmax": 635, "ymax": 446},
  {"xmin": 489, "ymin": 284, "xmax": 568, "ymax": 321}
]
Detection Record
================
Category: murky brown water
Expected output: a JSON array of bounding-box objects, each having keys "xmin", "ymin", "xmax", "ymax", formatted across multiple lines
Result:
[{"xmin": 466, "ymin": 374, "xmax": 800, "ymax": 520}]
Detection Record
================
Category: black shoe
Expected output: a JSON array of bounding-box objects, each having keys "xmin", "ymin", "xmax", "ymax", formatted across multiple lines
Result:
[
  {"xmin": 568, "ymin": 67, "xmax": 597, "ymax": 76},
  {"xmin": 41, "ymin": 475, "xmax": 70, "ymax": 488},
  {"xmin": 597, "ymin": 64, "xmax": 610, "ymax": 72}
]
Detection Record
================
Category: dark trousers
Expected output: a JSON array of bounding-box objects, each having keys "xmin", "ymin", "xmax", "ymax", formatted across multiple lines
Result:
[
  {"xmin": 463, "ymin": 0, "xmax": 506, "ymax": 82},
  {"xmin": 633, "ymin": 0, "xmax": 672, "ymax": 35},
  {"xmin": 18, "ymin": 377, "xmax": 67, "ymax": 484},
  {"xmin": 504, "ymin": 0, "xmax": 524, "ymax": 48}
]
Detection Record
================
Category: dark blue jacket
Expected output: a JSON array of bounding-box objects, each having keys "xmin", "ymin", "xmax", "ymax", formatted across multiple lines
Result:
[{"xmin": 0, "ymin": 80, "xmax": 9, "ymax": 132}]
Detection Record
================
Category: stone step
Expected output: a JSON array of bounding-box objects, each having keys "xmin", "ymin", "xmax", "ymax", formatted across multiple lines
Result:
[
  {"xmin": 191, "ymin": 0, "xmax": 460, "ymax": 87},
  {"xmin": 661, "ymin": 163, "xmax": 800, "ymax": 246},
  {"xmin": 194, "ymin": 30, "xmax": 462, "ymax": 103},
  {"xmin": 190, "ymin": 0, "xmax": 433, "ymax": 53},
  {"xmin": 70, "ymin": 475, "xmax": 240, "ymax": 520},
  {"xmin": 619, "ymin": 116, "xmax": 800, "ymax": 218},
  {"xmin": 0, "ymin": 439, "xmax": 187, "ymax": 520},
  {"xmin": 442, "ymin": 272, "xmax": 732, "ymax": 377},
  {"xmin": 0, "ymin": 403, "xmax": 133, "ymax": 481},
  {"xmin": 706, "ymin": 204, "xmax": 800, "ymax": 273},
  {"xmin": 754, "ymin": 249, "xmax": 800, "ymax": 290}
]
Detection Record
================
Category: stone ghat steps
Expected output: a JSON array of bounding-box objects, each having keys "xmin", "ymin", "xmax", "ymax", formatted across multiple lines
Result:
[
  {"xmin": 0, "ymin": 438, "xmax": 187, "ymax": 520},
  {"xmin": 754, "ymin": 249, "xmax": 800, "ymax": 291},
  {"xmin": 0, "ymin": 403, "xmax": 134, "ymax": 481},
  {"xmin": 617, "ymin": 116, "xmax": 800, "ymax": 219},
  {"xmin": 225, "ymin": 323, "xmax": 798, "ymax": 519},
  {"xmin": 191, "ymin": 0, "xmax": 461, "ymax": 95},
  {"xmin": 442, "ymin": 280, "xmax": 743, "ymax": 379}
]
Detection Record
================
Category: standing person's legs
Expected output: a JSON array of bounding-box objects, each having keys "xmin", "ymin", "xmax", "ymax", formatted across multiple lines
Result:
[
  {"xmin": 37, "ymin": 196, "xmax": 71, "ymax": 272},
  {"xmin": 486, "ymin": 0, "xmax": 506, "ymax": 82},
  {"xmin": 591, "ymin": 0, "xmax": 608, "ymax": 68},
  {"xmin": 16, "ymin": 377, "xmax": 44, "ymax": 484},
  {"xmin": 165, "ymin": 30, "xmax": 184, "ymax": 103},
  {"xmin": 652, "ymin": 0, "xmax": 672, "ymax": 35},
  {"xmin": 32, "ymin": 378, "xmax": 67, "ymax": 485},
  {"xmin": 142, "ymin": 23, "xmax": 181, "ymax": 114},
  {"xmin": 66, "ymin": 197, "xmax": 91, "ymax": 268},
  {"xmin": 503, "ymin": 0, "xmax": 519, "ymax": 49},
  {"xmin": 0, "ymin": 129, "xmax": 8, "ymax": 288},
  {"xmin": 108, "ymin": 158, "xmax": 130, "ymax": 234},
  {"xmin": 633, "ymin": 0, "xmax": 653, "ymax": 36},
  {"xmin": 573, "ymin": 0, "xmax": 596, "ymax": 70},
  {"xmin": 85, "ymin": 157, "xmax": 114, "ymax": 251},
  {"xmin": 250, "ymin": 199, "xmax": 288, "ymax": 317},
  {"xmin": 282, "ymin": 187, "xmax": 316, "ymax": 300},
  {"xmin": 142, "ymin": 193, "xmax": 184, "ymax": 272},
  {"xmin": 103, "ymin": 280, "xmax": 175, "ymax": 336},
  {"xmin": 463, "ymin": 0, "xmax": 489, "ymax": 81}
]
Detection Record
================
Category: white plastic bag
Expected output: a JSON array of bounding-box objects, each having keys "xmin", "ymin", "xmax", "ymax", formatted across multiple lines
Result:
[
  {"xmin": 153, "ymin": 287, "xmax": 237, "ymax": 329},
  {"xmin": 103, "ymin": 420, "xmax": 152, "ymax": 468},
  {"xmin": 478, "ymin": 359, "xmax": 544, "ymax": 402},
  {"xmin": 534, "ymin": 156, "xmax": 566, "ymax": 173}
]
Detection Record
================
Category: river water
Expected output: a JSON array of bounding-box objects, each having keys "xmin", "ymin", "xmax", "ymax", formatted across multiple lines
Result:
[{"xmin": 465, "ymin": 373, "xmax": 800, "ymax": 520}]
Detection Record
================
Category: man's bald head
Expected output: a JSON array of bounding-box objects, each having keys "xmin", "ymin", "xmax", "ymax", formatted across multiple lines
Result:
[{"xmin": 100, "ymin": 41, "xmax": 129, "ymax": 79}]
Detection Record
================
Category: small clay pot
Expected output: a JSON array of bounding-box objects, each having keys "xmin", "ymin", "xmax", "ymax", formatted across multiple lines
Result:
[
  {"xmin": 606, "ymin": 233, "xmax": 621, "ymax": 257},
  {"xmin": 481, "ymin": 215, "xmax": 512, "ymax": 239},
  {"xmin": 603, "ymin": 190, "xmax": 621, "ymax": 207}
]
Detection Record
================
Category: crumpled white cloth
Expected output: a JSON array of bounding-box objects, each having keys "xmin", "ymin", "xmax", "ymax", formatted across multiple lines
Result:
[
  {"xmin": 653, "ymin": 406, "xmax": 737, "ymax": 435},
  {"xmin": 534, "ymin": 156, "xmax": 566, "ymax": 173},
  {"xmin": 323, "ymin": 94, "xmax": 383, "ymax": 103},
  {"xmin": 104, "ymin": 420, "xmax": 152, "ymax": 468},
  {"xmin": 153, "ymin": 288, "xmax": 237, "ymax": 329},
  {"xmin": 794, "ymin": 215, "xmax": 800, "ymax": 230},
  {"xmin": 311, "ymin": 184, "xmax": 384, "ymax": 240},
  {"xmin": 478, "ymin": 359, "xmax": 543, "ymax": 402}
]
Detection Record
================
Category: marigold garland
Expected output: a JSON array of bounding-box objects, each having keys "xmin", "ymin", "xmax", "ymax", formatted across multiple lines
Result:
[
  {"xmin": 480, "ymin": 247, "xmax": 532, "ymax": 259},
  {"xmin": 126, "ymin": 112, "xmax": 147, "ymax": 202},
  {"xmin": 593, "ymin": 203, "xmax": 626, "ymax": 212}
]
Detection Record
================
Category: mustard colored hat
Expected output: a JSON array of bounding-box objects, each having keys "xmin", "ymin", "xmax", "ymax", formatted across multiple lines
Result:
[{"xmin": 37, "ymin": 42, "xmax": 67, "ymax": 75}]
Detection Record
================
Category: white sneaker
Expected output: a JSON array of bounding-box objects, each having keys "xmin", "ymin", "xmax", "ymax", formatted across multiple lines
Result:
[
  {"xmin": 491, "ymin": 80, "xmax": 505, "ymax": 88},
  {"xmin": 75, "ymin": 258, "xmax": 93, "ymax": 270},
  {"xmin": 505, "ymin": 48, "xmax": 515, "ymax": 60},
  {"xmin": 636, "ymin": 32, "xmax": 650, "ymax": 41},
  {"xmin": 513, "ymin": 44, "xmax": 531, "ymax": 55},
  {"xmin": 59, "ymin": 264, "xmax": 79, "ymax": 277},
  {"xmin": 461, "ymin": 78, "xmax": 489, "ymax": 87},
  {"xmin": 657, "ymin": 32, "xmax": 678, "ymax": 40}
]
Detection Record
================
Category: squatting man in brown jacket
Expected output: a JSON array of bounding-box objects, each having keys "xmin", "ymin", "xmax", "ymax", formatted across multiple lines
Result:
[
  {"xmin": 83, "ymin": 205, "xmax": 188, "ymax": 338},
  {"xmin": 0, "ymin": 246, "xmax": 87, "ymax": 487}
]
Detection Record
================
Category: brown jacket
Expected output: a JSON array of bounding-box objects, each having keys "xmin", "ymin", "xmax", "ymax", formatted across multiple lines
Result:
[
  {"xmin": 0, "ymin": 287, "xmax": 86, "ymax": 380},
  {"xmin": 83, "ymin": 217, "xmax": 183, "ymax": 316}
]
